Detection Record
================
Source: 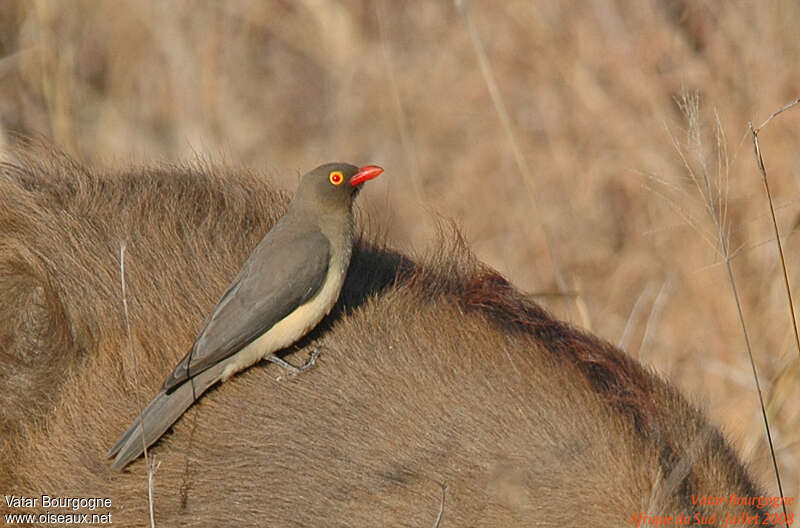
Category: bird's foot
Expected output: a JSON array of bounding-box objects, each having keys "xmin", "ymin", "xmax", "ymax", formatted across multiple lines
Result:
[{"xmin": 266, "ymin": 347, "xmax": 323, "ymax": 381}]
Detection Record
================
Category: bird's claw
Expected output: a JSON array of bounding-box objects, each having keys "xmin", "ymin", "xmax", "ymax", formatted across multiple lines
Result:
[{"xmin": 266, "ymin": 347, "xmax": 323, "ymax": 381}]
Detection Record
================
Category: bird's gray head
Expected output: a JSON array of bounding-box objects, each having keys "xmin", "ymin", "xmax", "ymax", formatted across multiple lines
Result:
[{"xmin": 292, "ymin": 162, "xmax": 384, "ymax": 213}]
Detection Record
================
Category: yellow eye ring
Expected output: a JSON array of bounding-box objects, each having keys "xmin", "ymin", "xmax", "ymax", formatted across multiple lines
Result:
[{"xmin": 329, "ymin": 171, "xmax": 344, "ymax": 185}]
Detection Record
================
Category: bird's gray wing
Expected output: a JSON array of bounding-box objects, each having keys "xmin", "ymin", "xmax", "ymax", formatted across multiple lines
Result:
[{"xmin": 161, "ymin": 227, "xmax": 330, "ymax": 392}]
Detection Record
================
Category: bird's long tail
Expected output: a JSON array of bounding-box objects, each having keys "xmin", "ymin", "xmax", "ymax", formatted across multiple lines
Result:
[
  {"xmin": 105, "ymin": 382, "xmax": 194, "ymax": 471},
  {"xmin": 106, "ymin": 359, "xmax": 226, "ymax": 471}
]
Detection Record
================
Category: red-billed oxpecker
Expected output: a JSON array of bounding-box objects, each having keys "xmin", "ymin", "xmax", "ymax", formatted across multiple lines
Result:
[{"xmin": 107, "ymin": 163, "xmax": 384, "ymax": 470}]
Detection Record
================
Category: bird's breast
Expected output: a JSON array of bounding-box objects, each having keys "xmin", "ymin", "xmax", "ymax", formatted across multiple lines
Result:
[{"xmin": 219, "ymin": 245, "xmax": 351, "ymax": 381}]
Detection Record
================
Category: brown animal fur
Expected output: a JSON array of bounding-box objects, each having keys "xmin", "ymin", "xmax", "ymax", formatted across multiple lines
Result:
[{"xmin": 1, "ymin": 143, "xmax": 777, "ymax": 526}]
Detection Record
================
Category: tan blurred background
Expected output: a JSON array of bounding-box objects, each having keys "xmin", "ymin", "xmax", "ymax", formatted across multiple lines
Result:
[{"xmin": 1, "ymin": 0, "xmax": 799, "ymax": 493}]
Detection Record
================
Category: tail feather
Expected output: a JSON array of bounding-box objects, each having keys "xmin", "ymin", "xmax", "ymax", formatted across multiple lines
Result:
[
  {"xmin": 107, "ymin": 358, "xmax": 227, "ymax": 471},
  {"xmin": 105, "ymin": 417, "xmax": 138, "ymax": 458},
  {"xmin": 108, "ymin": 382, "xmax": 195, "ymax": 470}
]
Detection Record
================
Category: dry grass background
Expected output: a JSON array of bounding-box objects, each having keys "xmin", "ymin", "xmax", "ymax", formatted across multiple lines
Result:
[{"xmin": 1, "ymin": 0, "xmax": 800, "ymax": 496}]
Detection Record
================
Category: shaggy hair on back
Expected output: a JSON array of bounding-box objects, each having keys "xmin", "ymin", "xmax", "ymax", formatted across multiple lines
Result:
[{"xmin": 0, "ymin": 144, "xmax": 773, "ymax": 526}]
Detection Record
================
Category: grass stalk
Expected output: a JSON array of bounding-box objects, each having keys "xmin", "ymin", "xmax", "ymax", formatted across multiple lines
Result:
[{"xmin": 120, "ymin": 242, "xmax": 158, "ymax": 528}]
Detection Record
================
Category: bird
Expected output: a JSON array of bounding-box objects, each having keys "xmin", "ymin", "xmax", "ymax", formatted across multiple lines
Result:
[{"xmin": 106, "ymin": 162, "xmax": 384, "ymax": 471}]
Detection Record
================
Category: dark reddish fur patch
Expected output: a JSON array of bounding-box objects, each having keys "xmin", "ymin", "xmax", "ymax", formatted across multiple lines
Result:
[
  {"xmin": 458, "ymin": 271, "xmax": 768, "ymax": 518},
  {"xmin": 461, "ymin": 272, "xmax": 659, "ymax": 432}
]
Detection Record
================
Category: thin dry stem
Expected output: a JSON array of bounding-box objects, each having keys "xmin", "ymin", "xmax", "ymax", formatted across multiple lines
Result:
[
  {"xmin": 375, "ymin": 0, "xmax": 424, "ymax": 205},
  {"xmin": 619, "ymin": 282, "xmax": 655, "ymax": 352},
  {"xmin": 643, "ymin": 180, "xmax": 722, "ymax": 258},
  {"xmin": 454, "ymin": 0, "xmax": 567, "ymax": 293},
  {"xmin": 676, "ymin": 93, "xmax": 787, "ymax": 524},
  {"xmin": 646, "ymin": 425, "xmax": 715, "ymax": 515},
  {"xmin": 573, "ymin": 280, "xmax": 593, "ymax": 332},
  {"xmin": 432, "ymin": 483, "xmax": 447, "ymax": 528},
  {"xmin": 147, "ymin": 459, "xmax": 160, "ymax": 528},
  {"xmin": 638, "ymin": 275, "xmax": 675, "ymax": 361},
  {"xmin": 756, "ymin": 98, "xmax": 800, "ymax": 131},
  {"xmin": 747, "ymin": 101, "xmax": 800, "ymax": 525},
  {"xmin": 120, "ymin": 242, "xmax": 157, "ymax": 528},
  {"xmin": 749, "ymin": 99, "xmax": 800, "ymax": 362}
]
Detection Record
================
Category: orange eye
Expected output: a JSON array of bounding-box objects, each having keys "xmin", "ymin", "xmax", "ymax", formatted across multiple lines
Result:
[{"xmin": 329, "ymin": 171, "xmax": 344, "ymax": 185}]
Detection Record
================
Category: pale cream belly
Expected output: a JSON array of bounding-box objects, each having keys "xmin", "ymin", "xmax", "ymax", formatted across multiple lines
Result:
[{"xmin": 219, "ymin": 252, "xmax": 348, "ymax": 382}]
